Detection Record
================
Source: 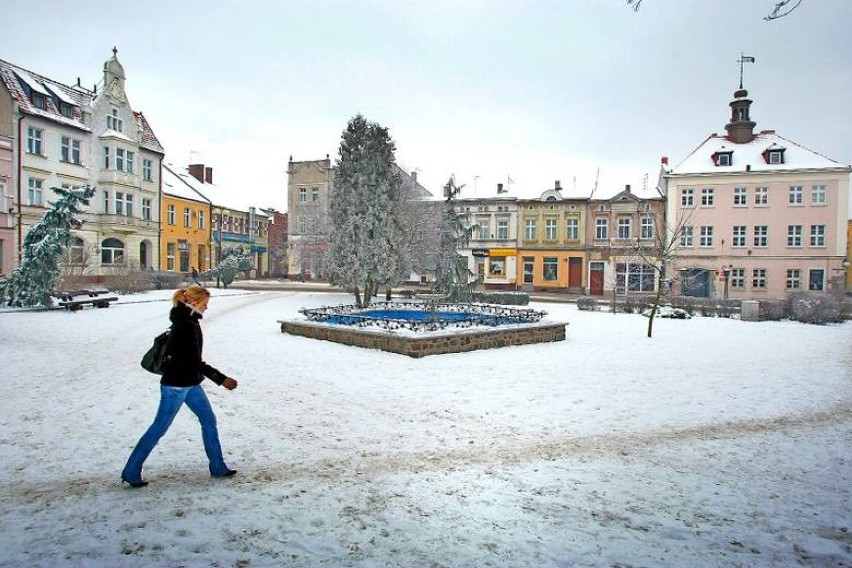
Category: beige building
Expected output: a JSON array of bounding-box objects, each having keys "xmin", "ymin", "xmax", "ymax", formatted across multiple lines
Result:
[
  {"xmin": 663, "ymin": 87, "xmax": 850, "ymax": 299},
  {"xmin": 0, "ymin": 49, "xmax": 164, "ymax": 276}
]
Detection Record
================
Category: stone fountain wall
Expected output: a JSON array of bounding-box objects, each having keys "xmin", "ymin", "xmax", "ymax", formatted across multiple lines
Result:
[{"xmin": 278, "ymin": 320, "xmax": 567, "ymax": 358}]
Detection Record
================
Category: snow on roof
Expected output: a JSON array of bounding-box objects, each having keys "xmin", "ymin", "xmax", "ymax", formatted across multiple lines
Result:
[
  {"xmin": 670, "ymin": 131, "xmax": 849, "ymax": 175},
  {"xmin": 162, "ymin": 164, "xmax": 212, "ymax": 204},
  {"xmin": 98, "ymin": 128, "xmax": 135, "ymax": 144}
]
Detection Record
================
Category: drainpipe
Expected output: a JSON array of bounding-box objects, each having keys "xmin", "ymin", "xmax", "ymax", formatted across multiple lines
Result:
[{"xmin": 16, "ymin": 112, "xmax": 25, "ymax": 265}]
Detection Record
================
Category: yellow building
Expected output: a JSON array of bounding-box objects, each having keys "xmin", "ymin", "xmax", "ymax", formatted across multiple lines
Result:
[
  {"xmin": 161, "ymin": 164, "xmax": 211, "ymax": 274},
  {"xmin": 517, "ymin": 185, "xmax": 588, "ymax": 292}
]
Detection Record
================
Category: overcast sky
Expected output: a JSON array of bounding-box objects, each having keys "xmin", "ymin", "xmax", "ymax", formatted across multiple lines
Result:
[{"xmin": 3, "ymin": 0, "xmax": 850, "ymax": 210}]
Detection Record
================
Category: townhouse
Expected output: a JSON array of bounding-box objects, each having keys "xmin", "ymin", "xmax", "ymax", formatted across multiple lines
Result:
[
  {"xmin": 161, "ymin": 164, "xmax": 212, "ymax": 274},
  {"xmin": 663, "ymin": 86, "xmax": 850, "ymax": 299},
  {"xmin": 0, "ymin": 50, "xmax": 164, "ymax": 276}
]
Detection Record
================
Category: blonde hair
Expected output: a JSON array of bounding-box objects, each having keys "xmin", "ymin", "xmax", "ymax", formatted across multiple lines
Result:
[{"xmin": 173, "ymin": 284, "xmax": 211, "ymax": 307}]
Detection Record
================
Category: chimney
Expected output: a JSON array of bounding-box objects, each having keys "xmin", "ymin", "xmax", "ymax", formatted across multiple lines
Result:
[
  {"xmin": 188, "ymin": 164, "xmax": 204, "ymax": 183},
  {"xmin": 554, "ymin": 180, "xmax": 561, "ymax": 191},
  {"xmin": 205, "ymin": 167, "xmax": 213, "ymax": 184},
  {"xmin": 497, "ymin": 183, "xmax": 504, "ymax": 194},
  {"xmin": 661, "ymin": 156, "xmax": 669, "ymax": 166},
  {"xmin": 625, "ymin": 184, "xmax": 631, "ymax": 193},
  {"xmin": 411, "ymin": 171, "xmax": 417, "ymax": 185}
]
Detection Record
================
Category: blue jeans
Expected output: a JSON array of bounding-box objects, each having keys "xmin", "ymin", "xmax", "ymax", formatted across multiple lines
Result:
[{"xmin": 122, "ymin": 385, "xmax": 230, "ymax": 482}]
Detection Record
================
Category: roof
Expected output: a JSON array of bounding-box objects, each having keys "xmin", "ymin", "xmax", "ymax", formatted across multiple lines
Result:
[
  {"xmin": 0, "ymin": 56, "xmax": 164, "ymax": 154},
  {"xmin": 162, "ymin": 164, "xmax": 212, "ymax": 204},
  {"xmin": 670, "ymin": 131, "xmax": 850, "ymax": 176}
]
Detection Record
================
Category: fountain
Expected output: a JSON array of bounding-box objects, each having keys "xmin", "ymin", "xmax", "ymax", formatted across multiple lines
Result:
[{"xmin": 279, "ymin": 299, "xmax": 567, "ymax": 358}]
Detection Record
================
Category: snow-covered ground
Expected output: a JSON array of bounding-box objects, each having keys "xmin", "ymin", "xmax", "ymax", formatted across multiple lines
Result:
[{"xmin": 0, "ymin": 289, "xmax": 849, "ymax": 567}]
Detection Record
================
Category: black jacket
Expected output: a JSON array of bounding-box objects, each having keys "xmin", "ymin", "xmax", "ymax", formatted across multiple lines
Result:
[{"xmin": 161, "ymin": 302, "xmax": 226, "ymax": 387}]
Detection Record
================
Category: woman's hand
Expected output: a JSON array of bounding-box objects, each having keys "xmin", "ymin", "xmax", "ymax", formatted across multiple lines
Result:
[{"xmin": 222, "ymin": 377, "xmax": 238, "ymax": 390}]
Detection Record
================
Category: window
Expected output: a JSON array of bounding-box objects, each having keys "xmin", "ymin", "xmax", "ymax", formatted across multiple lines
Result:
[
  {"xmin": 524, "ymin": 219, "xmax": 537, "ymax": 240},
  {"xmin": 715, "ymin": 152, "xmax": 732, "ymax": 166},
  {"xmin": 734, "ymin": 187, "xmax": 747, "ymax": 206},
  {"xmin": 701, "ymin": 188, "xmax": 714, "ymax": 206},
  {"xmin": 566, "ymin": 218, "xmax": 579, "ymax": 240},
  {"xmin": 124, "ymin": 193, "xmax": 133, "ymax": 216},
  {"xmin": 167, "ymin": 204, "xmax": 176, "ymax": 225},
  {"xmin": 103, "ymin": 146, "xmax": 110, "ymax": 169},
  {"xmin": 616, "ymin": 263, "xmax": 655, "ymax": 293},
  {"xmin": 26, "ymin": 127, "xmax": 43, "ymax": 155},
  {"xmin": 184, "ymin": 207, "xmax": 191, "ymax": 228},
  {"xmin": 497, "ymin": 220, "xmax": 508, "ymax": 240},
  {"xmin": 787, "ymin": 225, "xmax": 802, "ymax": 247},
  {"xmin": 31, "ymin": 92, "xmax": 46, "ymax": 109},
  {"xmin": 810, "ymin": 225, "xmax": 825, "ymax": 247},
  {"xmin": 768, "ymin": 150, "xmax": 784, "ymax": 164},
  {"xmin": 142, "ymin": 198, "xmax": 152, "ymax": 221},
  {"xmin": 101, "ymin": 237, "xmax": 124, "ymax": 265},
  {"xmin": 143, "ymin": 159, "xmax": 153, "ymax": 182},
  {"xmin": 809, "ymin": 269, "xmax": 825, "ymax": 291},
  {"xmin": 754, "ymin": 186, "xmax": 768, "ymax": 205},
  {"xmin": 595, "ymin": 218, "xmax": 607, "ymax": 240},
  {"xmin": 107, "ymin": 108, "xmax": 123, "ymax": 132},
  {"xmin": 114, "ymin": 192, "xmax": 125, "ymax": 215},
  {"xmin": 699, "ymin": 226, "xmax": 713, "ymax": 247},
  {"xmin": 312, "ymin": 187, "xmax": 319, "ymax": 202},
  {"xmin": 125, "ymin": 151, "xmax": 134, "ymax": 174},
  {"xmin": 786, "ymin": 269, "xmax": 801, "ymax": 290},
  {"xmin": 732, "ymin": 226, "xmax": 747, "ymax": 247},
  {"xmin": 681, "ymin": 188, "xmax": 694, "ymax": 207},
  {"xmin": 545, "ymin": 219, "xmax": 557, "ymax": 240},
  {"xmin": 641, "ymin": 217, "xmax": 654, "ymax": 240},
  {"xmin": 752, "ymin": 268, "xmax": 767, "ymax": 289},
  {"xmin": 298, "ymin": 187, "xmax": 307, "ymax": 203},
  {"xmin": 166, "ymin": 242, "xmax": 176, "ymax": 271},
  {"xmin": 616, "ymin": 218, "xmax": 630, "ymax": 240},
  {"xmin": 542, "ymin": 257, "xmax": 558, "ymax": 281},
  {"xmin": 69, "ymin": 236, "xmax": 85, "ymax": 264},
  {"xmin": 198, "ymin": 210, "xmax": 205, "ymax": 230},
  {"xmin": 811, "ymin": 185, "xmax": 827, "ymax": 205},
  {"xmin": 103, "ymin": 190, "xmax": 109, "ymax": 213},
  {"xmin": 60, "ymin": 137, "xmax": 81, "ymax": 164},
  {"xmin": 730, "ymin": 268, "xmax": 745, "ymax": 289},
  {"xmin": 680, "ymin": 226, "xmax": 693, "ymax": 247},
  {"xmin": 477, "ymin": 220, "xmax": 489, "ymax": 240},
  {"xmin": 788, "ymin": 185, "xmax": 803, "ymax": 204},
  {"xmin": 116, "ymin": 148, "xmax": 124, "ymax": 171},
  {"xmin": 27, "ymin": 178, "xmax": 43, "ymax": 205},
  {"xmin": 753, "ymin": 225, "xmax": 768, "ymax": 247},
  {"xmin": 59, "ymin": 103, "xmax": 73, "ymax": 118},
  {"xmin": 488, "ymin": 256, "xmax": 505, "ymax": 277}
]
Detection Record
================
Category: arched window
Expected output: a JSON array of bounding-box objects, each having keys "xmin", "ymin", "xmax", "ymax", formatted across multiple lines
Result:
[
  {"xmin": 101, "ymin": 238, "xmax": 124, "ymax": 265},
  {"xmin": 69, "ymin": 236, "xmax": 85, "ymax": 264}
]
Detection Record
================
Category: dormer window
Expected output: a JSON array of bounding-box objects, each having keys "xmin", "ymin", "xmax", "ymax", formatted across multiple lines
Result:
[
  {"xmin": 106, "ymin": 108, "xmax": 123, "ymax": 132},
  {"xmin": 713, "ymin": 151, "xmax": 733, "ymax": 167},
  {"xmin": 31, "ymin": 92, "xmax": 46, "ymax": 109},
  {"xmin": 763, "ymin": 146, "xmax": 786, "ymax": 165},
  {"xmin": 59, "ymin": 102, "xmax": 74, "ymax": 118}
]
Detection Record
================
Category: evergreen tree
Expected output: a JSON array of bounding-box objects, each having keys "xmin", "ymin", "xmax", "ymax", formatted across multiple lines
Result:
[
  {"xmin": 328, "ymin": 115, "xmax": 407, "ymax": 307},
  {"xmin": 0, "ymin": 185, "xmax": 95, "ymax": 307},
  {"xmin": 206, "ymin": 246, "xmax": 254, "ymax": 288},
  {"xmin": 431, "ymin": 178, "xmax": 475, "ymax": 302}
]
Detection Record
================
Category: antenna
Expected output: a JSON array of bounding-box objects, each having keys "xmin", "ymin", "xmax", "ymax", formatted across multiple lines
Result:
[{"xmin": 591, "ymin": 168, "xmax": 599, "ymax": 198}]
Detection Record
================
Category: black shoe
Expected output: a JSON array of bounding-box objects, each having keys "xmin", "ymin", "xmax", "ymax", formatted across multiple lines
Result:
[
  {"xmin": 212, "ymin": 469, "xmax": 237, "ymax": 478},
  {"xmin": 121, "ymin": 476, "xmax": 149, "ymax": 488}
]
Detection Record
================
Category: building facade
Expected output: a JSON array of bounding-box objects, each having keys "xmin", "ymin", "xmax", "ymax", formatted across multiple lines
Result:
[
  {"xmin": 586, "ymin": 185, "xmax": 666, "ymax": 297},
  {"xmin": 0, "ymin": 133, "xmax": 12, "ymax": 276},
  {"xmin": 0, "ymin": 50, "xmax": 164, "ymax": 276},
  {"xmin": 161, "ymin": 164, "xmax": 211, "ymax": 274},
  {"xmin": 455, "ymin": 185, "xmax": 519, "ymax": 289},
  {"xmin": 664, "ymin": 87, "xmax": 850, "ymax": 299}
]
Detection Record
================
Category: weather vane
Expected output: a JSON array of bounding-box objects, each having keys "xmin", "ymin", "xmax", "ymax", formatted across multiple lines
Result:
[{"xmin": 738, "ymin": 53, "xmax": 755, "ymax": 89}]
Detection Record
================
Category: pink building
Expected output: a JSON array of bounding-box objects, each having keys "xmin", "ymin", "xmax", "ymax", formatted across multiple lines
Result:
[
  {"xmin": 663, "ymin": 87, "xmax": 850, "ymax": 300},
  {"xmin": 0, "ymin": 133, "xmax": 12, "ymax": 276}
]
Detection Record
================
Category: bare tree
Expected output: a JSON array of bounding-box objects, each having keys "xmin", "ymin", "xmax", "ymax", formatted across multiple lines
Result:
[{"xmin": 630, "ymin": 208, "xmax": 697, "ymax": 338}]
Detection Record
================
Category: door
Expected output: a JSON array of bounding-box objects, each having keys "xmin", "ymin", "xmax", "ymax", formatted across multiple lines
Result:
[
  {"xmin": 568, "ymin": 257, "xmax": 582, "ymax": 289},
  {"xmin": 523, "ymin": 257, "xmax": 534, "ymax": 284},
  {"xmin": 681, "ymin": 269, "xmax": 710, "ymax": 297},
  {"xmin": 590, "ymin": 261, "xmax": 605, "ymax": 296}
]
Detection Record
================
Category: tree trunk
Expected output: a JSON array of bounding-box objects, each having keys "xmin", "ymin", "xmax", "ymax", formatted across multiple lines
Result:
[{"xmin": 647, "ymin": 275, "xmax": 663, "ymax": 338}]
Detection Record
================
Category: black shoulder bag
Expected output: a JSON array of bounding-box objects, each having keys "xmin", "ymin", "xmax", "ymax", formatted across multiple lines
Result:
[{"xmin": 141, "ymin": 328, "xmax": 172, "ymax": 375}]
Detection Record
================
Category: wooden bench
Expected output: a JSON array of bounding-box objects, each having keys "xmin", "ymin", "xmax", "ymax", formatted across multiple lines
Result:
[
  {"xmin": 58, "ymin": 296, "xmax": 118, "ymax": 311},
  {"xmin": 54, "ymin": 289, "xmax": 117, "ymax": 311}
]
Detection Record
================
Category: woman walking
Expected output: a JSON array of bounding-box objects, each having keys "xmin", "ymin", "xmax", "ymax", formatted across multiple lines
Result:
[{"xmin": 122, "ymin": 285, "xmax": 238, "ymax": 487}]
